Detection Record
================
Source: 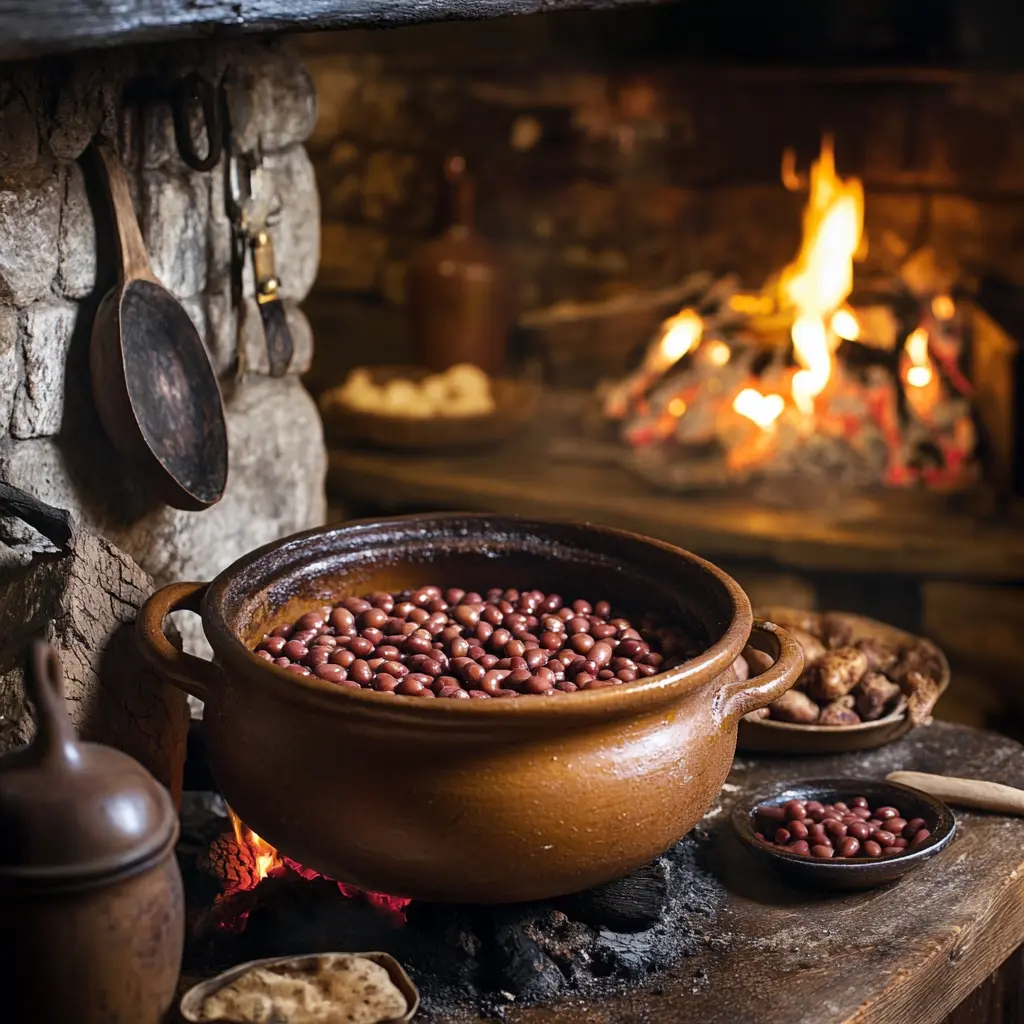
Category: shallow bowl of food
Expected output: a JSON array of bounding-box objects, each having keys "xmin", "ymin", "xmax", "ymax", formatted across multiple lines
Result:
[
  {"xmin": 137, "ymin": 513, "xmax": 802, "ymax": 903},
  {"xmin": 319, "ymin": 364, "xmax": 540, "ymax": 453},
  {"xmin": 732, "ymin": 777, "xmax": 957, "ymax": 890},
  {"xmin": 737, "ymin": 607, "xmax": 949, "ymax": 754}
]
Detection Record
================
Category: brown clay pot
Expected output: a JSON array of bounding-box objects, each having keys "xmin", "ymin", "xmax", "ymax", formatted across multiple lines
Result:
[
  {"xmin": 0, "ymin": 644, "xmax": 183, "ymax": 1023},
  {"xmin": 136, "ymin": 514, "xmax": 802, "ymax": 904}
]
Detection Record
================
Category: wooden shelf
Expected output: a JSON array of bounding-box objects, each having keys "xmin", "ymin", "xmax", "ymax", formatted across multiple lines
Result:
[
  {"xmin": 328, "ymin": 444, "xmax": 1024, "ymax": 581},
  {"xmin": 0, "ymin": 0, "xmax": 639, "ymax": 62}
]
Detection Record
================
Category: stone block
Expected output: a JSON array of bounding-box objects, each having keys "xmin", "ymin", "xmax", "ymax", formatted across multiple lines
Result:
[
  {"xmin": 46, "ymin": 58, "xmax": 110, "ymax": 162},
  {"xmin": 230, "ymin": 42, "xmax": 318, "ymax": 154},
  {"xmin": 0, "ymin": 78, "xmax": 40, "ymax": 170},
  {"xmin": 265, "ymin": 145, "xmax": 320, "ymax": 303},
  {"xmin": 0, "ymin": 308, "xmax": 18, "ymax": 434},
  {"xmin": 0, "ymin": 166, "xmax": 61, "ymax": 306},
  {"xmin": 0, "ymin": 520, "xmax": 189, "ymax": 802},
  {"xmin": 11, "ymin": 301, "xmax": 77, "ymax": 439},
  {"xmin": 57, "ymin": 160, "xmax": 97, "ymax": 299},
  {"xmin": 141, "ymin": 168, "xmax": 209, "ymax": 299},
  {"xmin": 319, "ymin": 221, "xmax": 389, "ymax": 293}
]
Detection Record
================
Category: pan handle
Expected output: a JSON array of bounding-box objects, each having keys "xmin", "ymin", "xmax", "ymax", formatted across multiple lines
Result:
[
  {"xmin": 716, "ymin": 619, "xmax": 804, "ymax": 725},
  {"xmin": 136, "ymin": 581, "xmax": 219, "ymax": 702}
]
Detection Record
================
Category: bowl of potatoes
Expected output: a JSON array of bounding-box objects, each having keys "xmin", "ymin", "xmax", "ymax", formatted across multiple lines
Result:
[
  {"xmin": 737, "ymin": 607, "xmax": 949, "ymax": 754},
  {"xmin": 319, "ymin": 364, "xmax": 540, "ymax": 453}
]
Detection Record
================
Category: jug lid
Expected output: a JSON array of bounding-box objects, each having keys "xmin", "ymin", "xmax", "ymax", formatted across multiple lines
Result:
[{"xmin": 0, "ymin": 642, "xmax": 178, "ymax": 885}]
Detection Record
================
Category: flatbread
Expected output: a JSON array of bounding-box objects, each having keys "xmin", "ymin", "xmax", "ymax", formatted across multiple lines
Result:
[{"xmin": 198, "ymin": 953, "xmax": 408, "ymax": 1023}]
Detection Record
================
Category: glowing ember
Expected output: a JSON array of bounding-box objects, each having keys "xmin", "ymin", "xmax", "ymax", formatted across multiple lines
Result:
[
  {"xmin": 222, "ymin": 808, "xmax": 412, "ymax": 920},
  {"xmin": 644, "ymin": 308, "xmax": 703, "ymax": 374},
  {"xmin": 705, "ymin": 340, "xmax": 732, "ymax": 367},
  {"xmin": 905, "ymin": 327, "xmax": 933, "ymax": 388},
  {"xmin": 931, "ymin": 295, "xmax": 955, "ymax": 321},
  {"xmin": 733, "ymin": 388, "xmax": 785, "ymax": 431},
  {"xmin": 830, "ymin": 307, "xmax": 860, "ymax": 341},
  {"xmin": 667, "ymin": 396, "xmax": 687, "ymax": 418}
]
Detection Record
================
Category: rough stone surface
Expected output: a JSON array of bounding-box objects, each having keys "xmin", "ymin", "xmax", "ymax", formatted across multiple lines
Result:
[
  {"xmin": 0, "ymin": 523, "xmax": 189, "ymax": 803},
  {"xmin": 0, "ymin": 79, "xmax": 40, "ymax": 171},
  {"xmin": 0, "ymin": 310, "xmax": 18, "ymax": 435},
  {"xmin": 57, "ymin": 161, "xmax": 97, "ymax": 299},
  {"xmin": 11, "ymin": 301, "xmax": 77, "ymax": 438},
  {"xmin": 0, "ymin": 40, "xmax": 326, "ymax": 730},
  {"xmin": 0, "ymin": 166, "xmax": 61, "ymax": 307},
  {"xmin": 265, "ymin": 145, "xmax": 321, "ymax": 303},
  {"xmin": 141, "ymin": 168, "xmax": 210, "ymax": 299}
]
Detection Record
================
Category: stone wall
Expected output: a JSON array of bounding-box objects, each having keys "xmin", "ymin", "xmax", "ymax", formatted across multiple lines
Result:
[
  {"xmin": 299, "ymin": 12, "xmax": 1024, "ymax": 387},
  {"xmin": 0, "ymin": 40, "xmax": 326, "ymax": 616}
]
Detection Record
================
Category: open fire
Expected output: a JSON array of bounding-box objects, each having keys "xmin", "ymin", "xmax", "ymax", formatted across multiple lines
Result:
[
  {"xmin": 602, "ymin": 136, "xmax": 977, "ymax": 494},
  {"xmin": 202, "ymin": 809, "xmax": 412, "ymax": 925}
]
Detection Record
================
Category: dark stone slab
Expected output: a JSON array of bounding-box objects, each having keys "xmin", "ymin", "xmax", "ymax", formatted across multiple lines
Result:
[{"xmin": 0, "ymin": 1, "xmax": 663, "ymax": 63}]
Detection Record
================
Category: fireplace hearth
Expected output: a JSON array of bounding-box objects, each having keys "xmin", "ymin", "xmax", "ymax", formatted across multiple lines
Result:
[{"xmin": 177, "ymin": 791, "xmax": 726, "ymax": 1020}]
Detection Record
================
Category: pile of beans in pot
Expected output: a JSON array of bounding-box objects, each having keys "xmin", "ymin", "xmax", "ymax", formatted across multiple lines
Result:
[
  {"xmin": 252, "ymin": 586, "xmax": 694, "ymax": 697},
  {"xmin": 753, "ymin": 796, "xmax": 932, "ymax": 859}
]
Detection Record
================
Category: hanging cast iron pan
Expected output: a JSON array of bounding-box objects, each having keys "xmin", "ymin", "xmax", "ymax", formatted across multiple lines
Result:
[{"xmin": 90, "ymin": 142, "xmax": 228, "ymax": 511}]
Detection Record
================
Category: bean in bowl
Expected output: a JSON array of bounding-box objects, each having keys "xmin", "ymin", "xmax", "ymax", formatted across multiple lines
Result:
[
  {"xmin": 253, "ymin": 587, "xmax": 698, "ymax": 697},
  {"xmin": 754, "ymin": 795, "xmax": 932, "ymax": 859}
]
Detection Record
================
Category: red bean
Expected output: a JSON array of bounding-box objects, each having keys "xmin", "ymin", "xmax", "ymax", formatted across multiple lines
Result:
[
  {"xmin": 775, "ymin": 828, "xmax": 791, "ymax": 844},
  {"xmin": 784, "ymin": 801, "xmax": 806, "ymax": 821},
  {"xmin": 886, "ymin": 817, "xmax": 907, "ymax": 835},
  {"xmin": 284, "ymin": 664, "xmax": 311, "ymax": 676},
  {"xmin": 283, "ymin": 640, "xmax": 308, "ymax": 661},
  {"xmin": 438, "ymin": 685, "xmax": 470, "ymax": 699},
  {"xmin": 255, "ymin": 650, "xmax": 274, "ymax": 661},
  {"xmin": 847, "ymin": 821, "xmax": 871, "ymax": 841},
  {"xmin": 330, "ymin": 649, "xmax": 356, "ymax": 668},
  {"xmin": 756, "ymin": 805, "xmax": 787, "ymax": 825},
  {"xmin": 871, "ymin": 829, "xmax": 896, "ymax": 846},
  {"xmin": 903, "ymin": 818, "xmax": 927, "ymax": 838},
  {"xmin": 851, "ymin": 796, "xmax": 869, "ymax": 809},
  {"xmin": 862, "ymin": 841, "xmax": 882, "ymax": 857},
  {"xmin": 590, "ymin": 641, "xmax": 614, "ymax": 668},
  {"xmin": 787, "ymin": 840, "xmax": 810, "ymax": 856},
  {"xmin": 910, "ymin": 829, "xmax": 931, "ymax": 847},
  {"xmin": 810, "ymin": 845, "xmax": 834, "ymax": 859},
  {"xmin": 875, "ymin": 806, "xmax": 899, "ymax": 821},
  {"xmin": 314, "ymin": 663, "xmax": 348, "ymax": 683},
  {"xmin": 398, "ymin": 675, "xmax": 426, "ymax": 696},
  {"xmin": 838, "ymin": 837, "xmax": 861, "ymax": 857},
  {"xmin": 349, "ymin": 636, "xmax": 374, "ymax": 657},
  {"xmin": 261, "ymin": 636, "xmax": 287, "ymax": 656}
]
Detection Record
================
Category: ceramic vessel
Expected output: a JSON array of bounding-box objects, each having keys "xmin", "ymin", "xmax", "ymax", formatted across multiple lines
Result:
[
  {"xmin": 137, "ymin": 513, "xmax": 802, "ymax": 903},
  {"xmin": 0, "ymin": 644, "xmax": 183, "ymax": 1023},
  {"xmin": 405, "ymin": 156, "xmax": 510, "ymax": 374}
]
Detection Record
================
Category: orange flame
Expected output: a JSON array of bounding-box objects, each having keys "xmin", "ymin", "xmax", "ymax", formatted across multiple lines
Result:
[
  {"xmin": 780, "ymin": 136, "xmax": 864, "ymax": 416},
  {"xmin": 644, "ymin": 308, "xmax": 703, "ymax": 375},
  {"xmin": 904, "ymin": 327, "xmax": 933, "ymax": 389},
  {"xmin": 229, "ymin": 807, "xmax": 282, "ymax": 883}
]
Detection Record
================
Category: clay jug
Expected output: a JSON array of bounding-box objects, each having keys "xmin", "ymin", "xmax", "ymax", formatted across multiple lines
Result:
[
  {"xmin": 406, "ymin": 155, "xmax": 510, "ymax": 374},
  {"xmin": 0, "ymin": 642, "xmax": 184, "ymax": 1023}
]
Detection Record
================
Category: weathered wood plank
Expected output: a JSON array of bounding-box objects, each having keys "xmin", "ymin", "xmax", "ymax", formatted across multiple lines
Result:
[{"xmin": 0, "ymin": 0, "xmax": 662, "ymax": 62}]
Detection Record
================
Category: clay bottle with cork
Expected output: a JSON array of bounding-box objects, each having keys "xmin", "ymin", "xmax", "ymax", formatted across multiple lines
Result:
[{"xmin": 405, "ymin": 155, "xmax": 510, "ymax": 375}]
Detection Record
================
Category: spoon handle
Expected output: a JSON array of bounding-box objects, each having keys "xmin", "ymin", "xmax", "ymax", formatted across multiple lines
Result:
[
  {"xmin": 886, "ymin": 770, "xmax": 1024, "ymax": 816},
  {"xmin": 94, "ymin": 142, "xmax": 153, "ymax": 282}
]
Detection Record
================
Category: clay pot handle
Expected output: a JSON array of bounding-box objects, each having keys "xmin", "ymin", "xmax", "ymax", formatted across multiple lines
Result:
[
  {"xmin": 716, "ymin": 620, "xmax": 804, "ymax": 725},
  {"xmin": 886, "ymin": 771, "xmax": 1024, "ymax": 816},
  {"xmin": 136, "ymin": 581, "xmax": 220, "ymax": 702},
  {"xmin": 26, "ymin": 641, "xmax": 79, "ymax": 767}
]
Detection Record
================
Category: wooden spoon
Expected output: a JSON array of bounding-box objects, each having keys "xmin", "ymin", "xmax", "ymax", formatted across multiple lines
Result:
[
  {"xmin": 90, "ymin": 142, "xmax": 228, "ymax": 511},
  {"xmin": 886, "ymin": 771, "xmax": 1024, "ymax": 816}
]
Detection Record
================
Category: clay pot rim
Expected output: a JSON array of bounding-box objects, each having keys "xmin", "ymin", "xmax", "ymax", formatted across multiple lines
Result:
[{"xmin": 202, "ymin": 512, "xmax": 754, "ymax": 723}]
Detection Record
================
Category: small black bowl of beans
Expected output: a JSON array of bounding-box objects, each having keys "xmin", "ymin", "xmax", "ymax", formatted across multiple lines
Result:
[{"xmin": 732, "ymin": 778, "xmax": 957, "ymax": 889}]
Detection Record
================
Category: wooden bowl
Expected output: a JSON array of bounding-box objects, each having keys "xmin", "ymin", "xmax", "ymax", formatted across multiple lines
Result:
[
  {"xmin": 732, "ymin": 777, "xmax": 957, "ymax": 890},
  {"xmin": 179, "ymin": 951, "xmax": 419, "ymax": 1023},
  {"xmin": 319, "ymin": 365, "xmax": 540, "ymax": 453},
  {"xmin": 737, "ymin": 607, "xmax": 950, "ymax": 755}
]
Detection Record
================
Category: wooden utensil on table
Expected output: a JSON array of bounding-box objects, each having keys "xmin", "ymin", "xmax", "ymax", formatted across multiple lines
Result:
[
  {"xmin": 90, "ymin": 142, "xmax": 228, "ymax": 511},
  {"xmin": 886, "ymin": 771, "xmax": 1024, "ymax": 815}
]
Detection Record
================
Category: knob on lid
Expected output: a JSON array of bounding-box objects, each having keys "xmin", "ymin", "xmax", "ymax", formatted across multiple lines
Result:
[{"xmin": 0, "ymin": 642, "xmax": 178, "ymax": 884}]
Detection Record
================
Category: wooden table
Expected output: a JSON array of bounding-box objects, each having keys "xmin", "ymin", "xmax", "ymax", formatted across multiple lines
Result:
[{"xmin": 506, "ymin": 721, "xmax": 1024, "ymax": 1024}]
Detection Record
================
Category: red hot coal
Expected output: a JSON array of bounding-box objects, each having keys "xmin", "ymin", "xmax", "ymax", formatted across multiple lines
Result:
[{"xmin": 253, "ymin": 587, "xmax": 696, "ymax": 697}]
